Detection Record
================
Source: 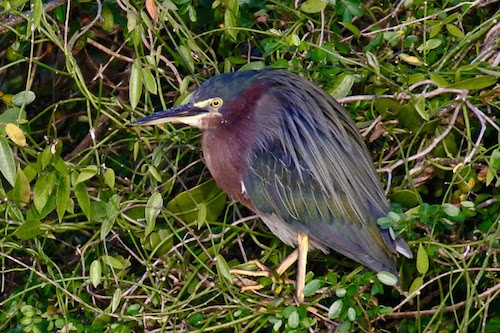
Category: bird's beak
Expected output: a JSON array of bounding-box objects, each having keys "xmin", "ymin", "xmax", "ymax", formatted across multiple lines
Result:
[{"xmin": 133, "ymin": 102, "xmax": 207, "ymax": 126}]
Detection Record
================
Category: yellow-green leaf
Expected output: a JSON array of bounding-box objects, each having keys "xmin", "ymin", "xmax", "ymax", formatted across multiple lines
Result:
[
  {"xmin": 416, "ymin": 243, "xmax": 429, "ymax": 275},
  {"xmin": 14, "ymin": 219, "xmax": 41, "ymax": 240},
  {"xmin": 377, "ymin": 271, "xmax": 398, "ymax": 286},
  {"xmin": 0, "ymin": 136, "xmax": 16, "ymax": 186},
  {"xmin": 56, "ymin": 175, "xmax": 70, "ymax": 221},
  {"xmin": 111, "ymin": 289, "xmax": 121, "ymax": 313},
  {"xmin": 446, "ymin": 75, "xmax": 497, "ymax": 90},
  {"xmin": 129, "ymin": 59, "xmax": 143, "ymax": 109},
  {"xmin": 90, "ymin": 260, "xmax": 102, "ymax": 288},
  {"xmin": 5, "ymin": 123, "xmax": 26, "ymax": 146},
  {"xmin": 13, "ymin": 167, "xmax": 30, "ymax": 204},
  {"xmin": 104, "ymin": 168, "xmax": 115, "ymax": 189},
  {"xmin": 215, "ymin": 254, "xmax": 231, "ymax": 280},
  {"xmin": 33, "ymin": 173, "xmax": 56, "ymax": 213},
  {"xmin": 75, "ymin": 165, "xmax": 98, "ymax": 184},
  {"xmin": 300, "ymin": 0, "xmax": 326, "ymax": 13},
  {"xmin": 145, "ymin": 192, "xmax": 163, "ymax": 237},
  {"xmin": 75, "ymin": 182, "xmax": 91, "ymax": 218},
  {"xmin": 446, "ymin": 24, "xmax": 465, "ymax": 38},
  {"xmin": 141, "ymin": 68, "xmax": 157, "ymax": 94}
]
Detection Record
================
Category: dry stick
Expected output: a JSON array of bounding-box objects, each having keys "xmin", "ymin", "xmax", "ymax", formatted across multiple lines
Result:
[
  {"xmin": 463, "ymin": 100, "xmax": 487, "ymax": 164},
  {"xmin": 384, "ymin": 270, "xmax": 500, "ymax": 319},
  {"xmin": 377, "ymin": 100, "xmax": 463, "ymax": 174},
  {"xmin": 389, "ymin": 267, "xmax": 500, "ymax": 314},
  {"xmin": 0, "ymin": 0, "xmax": 67, "ymax": 34},
  {"xmin": 0, "ymin": 251, "xmax": 109, "ymax": 316},
  {"xmin": 87, "ymin": 38, "xmax": 135, "ymax": 64}
]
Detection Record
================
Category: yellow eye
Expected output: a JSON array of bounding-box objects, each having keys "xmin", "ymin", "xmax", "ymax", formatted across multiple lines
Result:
[{"xmin": 210, "ymin": 98, "xmax": 223, "ymax": 108}]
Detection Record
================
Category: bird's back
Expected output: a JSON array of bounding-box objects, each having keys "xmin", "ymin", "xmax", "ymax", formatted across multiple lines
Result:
[{"xmin": 238, "ymin": 70, "xmax": 411, "ymax": 276}]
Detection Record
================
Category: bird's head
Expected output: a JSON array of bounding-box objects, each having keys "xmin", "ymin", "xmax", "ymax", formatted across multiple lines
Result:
[{"xmin": 133, "ymin": 70, "xmax": 269, "ymax": 130}]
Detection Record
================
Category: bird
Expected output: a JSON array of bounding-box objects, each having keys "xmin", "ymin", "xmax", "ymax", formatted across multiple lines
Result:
[{"xmin": 134, "ymin": 69, "xmax": 413, "ymax": 302}]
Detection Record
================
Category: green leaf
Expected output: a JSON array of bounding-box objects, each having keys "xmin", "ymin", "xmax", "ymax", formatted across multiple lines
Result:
[
  {"xmin": 141, "ymin": 68, "xmax": 157, "ymax": 95},
  {"xmin": 148, "ymin": 165, "xmax": 162, "ymax": 182},
  {"xmin": 101, "ymin": 5, "xmax": 114, "ymax": 31},
  {"xmin": 239, "ymin": 61, "xmax": 266, "ymax": 71},
  {"xmin": 197, "ymin": 202, "xmax": 207, "ymax": 229},
  {"xmin": 446, "ymin": 75, "xmax": 497, "ymax": 90},
  {"xmin": 12, "ymin": 91, "xmax": 36, "ymax": 107},
  {"xmin": 145, "ymin": 192, "xmax": 163, "ymax": 237},
  {"xmin": 104, "ymin": 168, "xmax": 115, "ymax": 189},
  {"xmin": 377, "ymin": 271, "xmax": 398, "ymax": 286},
  {"xmin": 409, "ymin": 276, "xmax": 424, "ymax": 294},
  {"xmin": 129, "ymin": 59, "xmax": 143, "ymax": 109},
  {"xmin": 215, "ymin": 254, "xmax": 231, "ymax": 280},
  {"xmin": 101, "ymin": 255, "xmax": 128, "ymax": 269},
  {"xmin": 147, "ymin": 229, "xmax": 173, "ymax": 256},
  {"xmin": 328, "ymin": 299, "xmax": 343, "ymax": 318},
  {"xmin": 111, "ymin": 289, "xmax": 121, "ymax": 313},
  {"xmin": 167, "ymin": 179, "xmax": 227, "ymax": 223},
  {"xmin": 224, "ymin": 0, "xmax": 239, "ymax": 40},
  {"xmin": 75, "ymin": 165, "xmax": 98, "ymax": 184},
  {"xmin": 417, "ymin": 38, "xmax": 442, "ymax": 52},
  {"xmin": 429, "ymin": 24, "xmax": 441, "ymax": 38},
  {"xmin": 366, "ymin": 51, "xmax": 380, "ymax": 76},
  {"xmin": 490, "ymin": 148, "xmax": 500, "ymax": 168},
  {"xmin": 446, "ymin": 24, "xmax": 465, "ymax": 38},
  {"xmin": 56, "ymin": 175, "xmax": 70, "ymax": 220},
  {"xmin": 0, "ymin": 136, "xmax": 16, "ymax": 186},
  {"xmin": 347, "ymin": 307, "xmax": 356, "ymax": 321},
  {"xmin": 34, "ymin": 173, "xmax": 56, "ymax": 213},
  {"xmin": 101, "ymin": 194, "xmax": 120, "ymax": 239},
  {"xmin": 390, "ymin": 189, "xmax": 420, "ymax": 208},
  {"xmin": 303, "ymin": 279, "xmax": 322, "ymax": 297},
  {"xmin": 288, "ymin": 310, "xmax": 299, "ymax": 328},
  {"xmin": 430, "ymin": 73, "xmax": 449, "ymax": 87},
  {"xmin": 90, "ymin": 260, "xmax": 102, "ymax": 288},
  {"xmin": 328, "ymin": 73, "xmax": 355, "ymax": 99},
  {"xmin": 14, "ymin": 219, "xmax": 41, "ymax": 240},
  {"xmin": 13, "ymin": 167, "xmax": 30, "ymax": 204},
  {"xmin": 75, "ymin": 182, "xmax": 91, "ymax": 218},
  {"xmin": 340, "ymin": 22, "xmax": 361, "ymax": 38},
  {"xmin": 335, "ymin": 288, "xmax": 346, "ymax": 297},
  {"xmin": 414, "ymin": 95, "xmax": 428, "ymax": 120},
  {"xmin": 442, "ymin": 203, "xmax": 460, "ymax": 217},
  {"xmin": 300, "ymin": 0, "xmax": 326, "ymax": 13},
  {"xmin": 40, "ymin": 146, "xmax": 52, "ymax": 170},
  {"xmin": 52, "ymin": 156, "xmax": 69, "ymax": 176},
  {"xmin": 32, "ymin": 0, "xmax": 43, "ymax": 29},
  {"xmin": 416, "ymin": 243, "xmax": 429, "ymax": 275}
]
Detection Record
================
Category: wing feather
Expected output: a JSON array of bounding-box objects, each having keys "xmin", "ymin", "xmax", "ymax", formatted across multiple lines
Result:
[{"xmin": 241, "ymin": 71, "xmax": 405, "ymax": 274}]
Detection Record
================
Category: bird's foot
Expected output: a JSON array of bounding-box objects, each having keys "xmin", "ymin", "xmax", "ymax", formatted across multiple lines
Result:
[{"xmin": 229, "ymin": 256, "xmax": 296, "ymax": 296}]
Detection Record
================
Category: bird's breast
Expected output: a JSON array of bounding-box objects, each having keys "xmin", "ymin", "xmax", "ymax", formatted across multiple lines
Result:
[{"xmin": 201, "ymin": 130, "xmax": 255, "ymax": 210}]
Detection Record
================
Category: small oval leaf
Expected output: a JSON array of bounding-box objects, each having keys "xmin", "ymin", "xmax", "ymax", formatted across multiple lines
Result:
[
  {"xmin": 12, "ymin": 91, "xmax": 36, "ymax": 106},
  {"xmin": 5, "ymin": 123, "xmax": 26, "ymax": 146},
  {"xmin": 328, "ymin": 299, "xmax": 343, "ymax": 319},
  {"xmin": 300, "ymin": 0, "xmax": 326, "ymax": 13},
  {"xmin": 416, "ymin": 243, "xmax": 429, "ymax": 275},
  {"xmin": 90, "ymin": 260, "xmax": 102, "ymax": 288},
  {"xmin": 377, "ymin": 271, "xmax": 398, "ymax": 286},
  {"xmin": 145, "ymin": 192, "xmax": 163, "ymax": 236},
  {"xmin": 215, "ymin": 254, "xmax": 231, "ymax": 281}
]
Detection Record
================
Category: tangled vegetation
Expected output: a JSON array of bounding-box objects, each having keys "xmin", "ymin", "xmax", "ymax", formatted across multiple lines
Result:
[{"xmin": 0, "ymin": 0, "xmax": 499, "ymax": 331}]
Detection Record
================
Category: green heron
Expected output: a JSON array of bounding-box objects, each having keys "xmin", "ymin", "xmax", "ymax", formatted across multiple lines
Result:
[{"xmin": 134, "ymin": 70, "xmax": 412, "ymax": 302}]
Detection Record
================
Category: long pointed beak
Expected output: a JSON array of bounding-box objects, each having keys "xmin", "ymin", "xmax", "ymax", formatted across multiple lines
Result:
[{"xmin": 133, "ymin": 102, "xmax": 207, "ymax": 126}]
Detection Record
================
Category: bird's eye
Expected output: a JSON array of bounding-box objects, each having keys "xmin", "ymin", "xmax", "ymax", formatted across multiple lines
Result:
[{"xmin": 210, "ymin": 98, "xmax": 223, "ymax": 108}]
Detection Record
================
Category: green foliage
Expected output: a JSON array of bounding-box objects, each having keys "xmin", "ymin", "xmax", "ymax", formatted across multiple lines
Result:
[{"xmin": 1, "ymin": 0, "xmax": 500, "ymax": 332}]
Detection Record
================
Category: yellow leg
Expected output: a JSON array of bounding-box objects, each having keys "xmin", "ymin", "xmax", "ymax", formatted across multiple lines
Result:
[
  {"xmin": 276, "ymin": 249, "xmax": 298, "ymax": 275},
  {"xmin": 296, "ymin": 232, "xmax": 309, "ymax": 303},
  {"xmin": 230, "ymin": 234, "xmax": 309, "ymax": 303}
]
